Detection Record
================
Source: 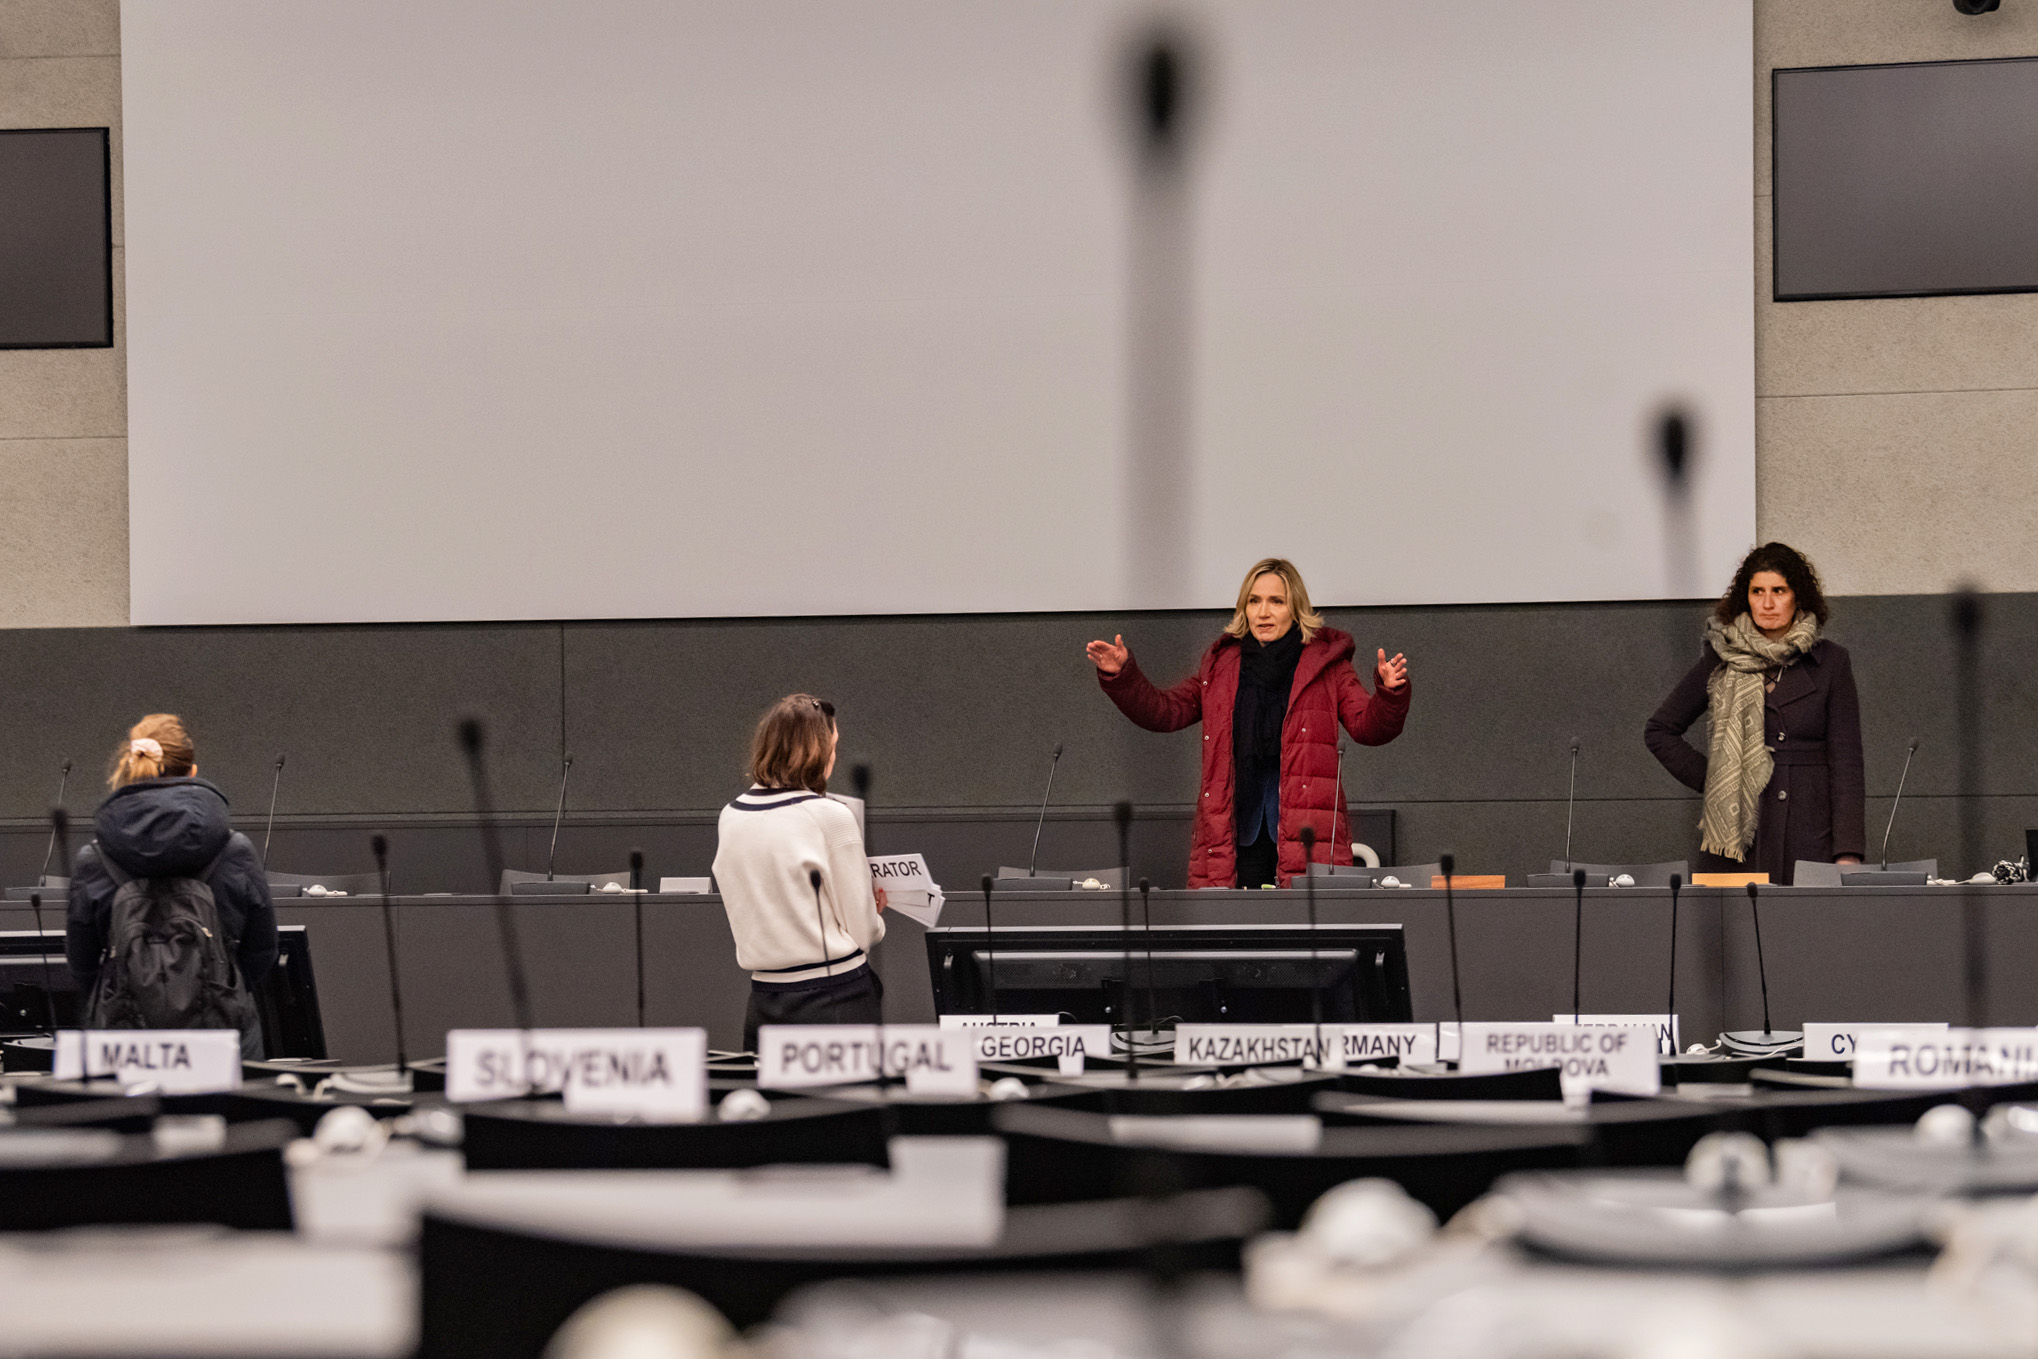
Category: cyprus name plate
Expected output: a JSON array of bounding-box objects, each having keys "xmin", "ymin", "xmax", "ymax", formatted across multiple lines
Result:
[
  {"xmin": 53, "ymin": 1029, "xmax": 241, "ymax": 1093},
  {"xmin": 445, "ymin": 1027, "xmax": 707, "ymax": 1119},
  {"xmin": 1802, "ymin": 1021, "xmax": 1947, "ymax": 1061}
]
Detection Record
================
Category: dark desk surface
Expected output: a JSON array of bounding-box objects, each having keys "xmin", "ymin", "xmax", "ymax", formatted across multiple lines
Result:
[{"xmin": 7, "ymin": 885, "xmax": 2028, "ymax": 1060}]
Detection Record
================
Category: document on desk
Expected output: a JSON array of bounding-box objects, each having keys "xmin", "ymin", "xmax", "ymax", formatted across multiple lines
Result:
[{"xmin": 869, "ymin": 852, "xmax": 944, "ymax": 927}]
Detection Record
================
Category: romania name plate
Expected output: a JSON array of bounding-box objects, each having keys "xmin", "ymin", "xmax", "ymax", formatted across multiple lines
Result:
[
  {"xmin": 1851, "ymin": 1027, "xmax": 2038, "ymax": 1089},
  {"xmin": 53, "ymin": 1029, "xmax": 241, "ymax": 1093},
  {"xmin": 758, "ymin": 1024, "xmax": 979, "ymax": 1095},
  {"xmin": 1459, "ymin": 1022, "xmax": 1660, "ymax": 1099},
  {"xmin": 445, "ymin": 1028, "xmax": 707, "ymax": 1119},
  {"xmin": 1802, "ymin": 1021, "xmax": 1947, "ymax": 1061}
]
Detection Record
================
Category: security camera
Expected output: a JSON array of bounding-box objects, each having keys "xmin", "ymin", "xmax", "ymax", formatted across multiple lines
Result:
[{"xmin": 1954, "ymin": 0, "xmax": 2001, "ymax": 14}]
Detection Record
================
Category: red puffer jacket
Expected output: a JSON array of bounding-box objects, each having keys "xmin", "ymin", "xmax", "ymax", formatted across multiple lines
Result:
[{"xmin": 1098, "ymin": 627, "xmax": 1411, "ymax": 888}]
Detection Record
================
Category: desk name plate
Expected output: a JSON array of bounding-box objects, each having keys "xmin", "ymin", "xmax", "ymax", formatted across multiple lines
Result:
[
  {"xmin": 53, "ymin": 1029, "xmax": 241, "ymax": 1093},
  {"xmin": 1852, "ymin": 1027, "xmax": 2038, "ymax": 1089},
  {"xmin": 1459, "ymin": 1022, "xmax": 1661, "ymax": 1098},
  {"xmin": 1172, "ymin": 1023, "xmax": 1437, "ymax": 1068},
  {"xmin": 758, "ymin": 1024, "xmax": 979, "ymax": 1095},
  {"xmin": 445, "ymin": 1028, "xmax": 707, "ymax": 1119},
  {"xmin": 1802, "ymin": 1021, "xmax": 1947, "ymax": 1060}
]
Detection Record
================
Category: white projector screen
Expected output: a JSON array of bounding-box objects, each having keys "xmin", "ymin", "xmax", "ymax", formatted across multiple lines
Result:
[{"xmin": 122, "ymin": 1, "xmax": 1753, "ymax": 625}]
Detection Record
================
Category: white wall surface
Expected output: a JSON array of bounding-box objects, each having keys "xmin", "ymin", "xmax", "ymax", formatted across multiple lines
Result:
[{"xmin": 118, "ymin": 0, "xmax": 1754, "ymax": 625}]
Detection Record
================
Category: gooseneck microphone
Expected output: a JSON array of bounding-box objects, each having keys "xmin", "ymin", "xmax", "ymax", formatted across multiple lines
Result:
[
  {"xmin": 1879, "ymin": 738, "xmax": 1921, "ymax": 870},
  {"xmin": 630, "ymin": 848, "xmax": 645, "ymax": 1028},
  {"xmin": 1027, "ymin": 744, "xmax": 1064, "ymax": 877},
  {"xmin": 1139, "ymin": 877, "xmax": 1158, "ymax": 1041},
  {"xmin": 809, "ymin": 868, "xmax": 831, "ymax": 980},
  {"xmin": 371, "ymin": 835, "xmax": 408, "ymax": 1074},
  {"xmin": 1953, "ymin": 591, "xmax": 1986, "ymax": 1028},
  {"xmin": 1440, "ymin": 851, "xmax": 1464, "ymax": 1037},
  {"xmin": 852, "ymin": 764, "xmax": 873, "ymax": 855},
  {"xmin": 1115, "ymin": 800, "xmax": 1138, "ymax": 1082},
  {"xmin": 28, "ymin": 891, "xmax": 58, "ymax": 1037},
  {"xmin": 37, "ymin": 760, "xmax": 71, "ymax": 883},
  {"xmin": 1300, "ymin": 825, "xmax": 1323, "ymax": 1066},
  {"xmin": 1746, "ymin": 881, "xmax": 1773, "ymax": 1036},
  {"xmin": 1571, "ymin": 867, "xmax": 1587, "ymax": 1021},
  {"xmin": 458, "ymin": 720, "xmax": 535, "ymax": 1037},
  {"xmin": 544, "ymin": 754, "xmax": 573, "ymax": 880},
  {"xmin": 1563, "ymin": 739, "xmax": 1581, "ymax": 870},
  {"xmin": 262, "ymin": 755, "xmax": 286, "ymax": 862},
  {"xmin": 980, "ymin": 875, "xmax": 999, "ymax": 1021},
  {"xmin": 1666, "ymin": 873, "xmax": 1682, "ymax": 1055},
  {"xmin": 52, "ymin": 809, "xmax": 89, "ymax": 1086}
]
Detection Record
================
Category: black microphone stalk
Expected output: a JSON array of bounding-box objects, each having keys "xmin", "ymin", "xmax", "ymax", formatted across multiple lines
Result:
[
  {"xmin": 262, "ymin": 754, "xmax": 285, "ymax": 863},
  {"xmin": 1139, "ymin": 876, "xmax": 1158, "ymax": 1040},
  {"xmin": 630, "ymin": 848, "xmax": 645, "ymax": 1028},
  {"xmin": 1880, "ymin": 738, "xmax": 1920, "ymax": 870},
  {"xmin": 28, "ymin": 891, "xmax": 58, "ymax": 1037},
  {"xmin": 1440, "ymin": 851, "xmax": 1464, "ymax": 1038},
  {"xmin": 458, "ymin": 720, "xmax": 535, "ymax": 1039},
  {"xmin": 1953, "ymin": 590, "xmax": 1986, "ymax": 1028},
  {"xmin": 1564, "ymin": 739, "xmax": 1580, "ymax": 870},
  {"xmin": 371, "ymin": 834, "xmax": 409, "ymax": 1074},
  {"xmin": 51, "ymin": 809, "xmax": 87, "ymax": 1087},
  {"xmin": 1027, "ymin": 744, "xmax": 1064, "ymax": 877},
  {"xmin": 852, "ymin": 764, "xmax": 873, "ymax": 855},
  {"xmin": 1115, "ymin": 800, "xmax": 1138, "ymax": 1082},
  {"xmin": 1666, "ymin": 873, "xmax": 1682, "ymax": 1058},
  {"xmin": 980, "ymin": 874, "xmax": 998, "ymax": 1022},
  {"xmin": 37, "ymin": 760, "xmax": 70, "ymax": 883},
  {"xmin": 1300, "ymin": 825, "xmax": 1322, "ymax": 1066},
  {"xmin": 1746, "ymin": 881, "xmax": 1773, "ymax": 1036},
  {"xmin": 545, "ymin": 754, "xmax": 573, "ymax": 880},
  {"xmin": 1571, "ymin": 867, "xmax": 1587, "ymax": 1022}
]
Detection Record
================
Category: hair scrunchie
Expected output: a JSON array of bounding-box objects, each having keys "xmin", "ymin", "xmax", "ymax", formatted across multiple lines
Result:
[{"xmin": 131, "ymin": 737, "xmax": 163, "ymax": 760}]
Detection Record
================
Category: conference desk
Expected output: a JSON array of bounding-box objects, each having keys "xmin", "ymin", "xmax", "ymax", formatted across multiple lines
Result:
[{"xmin": 5, "ymin": 885, "xmax": 2032, "ymax": 1060}]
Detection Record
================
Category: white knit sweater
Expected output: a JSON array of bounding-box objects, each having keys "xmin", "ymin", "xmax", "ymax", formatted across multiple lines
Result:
[{"xmin": 712, "ymin": 787, "xmax": 884, "ymax": 983}]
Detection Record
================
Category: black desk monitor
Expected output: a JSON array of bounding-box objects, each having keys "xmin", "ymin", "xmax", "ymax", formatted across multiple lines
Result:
[
  {"xmin": 926, "ymin": 923, "xmax": 1411, "ymax": 1026},
  {"xmin": 0, "ymin": 925, "xmax": 327, "ymax": 1059}
]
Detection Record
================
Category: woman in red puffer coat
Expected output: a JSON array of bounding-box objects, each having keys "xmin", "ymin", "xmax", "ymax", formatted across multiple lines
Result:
[{"xmin": 1086, "ymin": 558, "xmax": 1412, "ymax": 889}]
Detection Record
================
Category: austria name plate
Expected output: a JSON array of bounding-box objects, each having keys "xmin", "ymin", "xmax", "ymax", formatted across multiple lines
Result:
[
  {"xmin": 445, "ymin": 1028, "xmax": 707, "ymax": 1119},
  {"xmin": 53, "ymin": 1029, "xmax": 241, "ymax": 1093}
]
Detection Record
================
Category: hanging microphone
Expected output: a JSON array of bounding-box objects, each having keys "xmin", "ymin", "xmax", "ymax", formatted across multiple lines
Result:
[
  {"xmin": 1563, "ymin": 739, "xmax": 1581, "ymax": 870},
  {"xmin": 544, "ymin": 754, "xmax": 573, "ymax": 880},
  {"xmin": 1570, "ymin": 867, "xmax": 1587, "ymax": 1021},
  {"xmin": 980, "ymin": 875, "xmax": 999, "ymax": 1021},
  {"xmin": 1747, "ymin": 881, "xmax": 1773, "ymax": 1036},
  {"xmin": 1879, "ymin": 738, "xmax": 1921, "ymax": 870},
  {"xmin": 261, "ymin": 755, "xmax": 286, "ymax": 863},
  {"xmin": 1440, "ymin": 852, "xmax": 1464, "ymax": 1044},
  {"xmin": 1300, "ymin": 825, "xmax": 1322, "ymax": 1066},
  {"xmin": 36, "ymin": 760, "xmax": 71, "ymax": 884},
  {"xmin": 1666, "ymin": 873, "xmax": 1682, "ymax": 1058},
  {"xmin": 1139, "ymin": 877, "xmax": 1158, "ymax": 1042},
  {"xmin": 371, "ymin": 834, "xmax": 408, "ymax": 1075},
  {"xmin": 1114, "ymin": 800, "xmax": 1138, "ymax": 1082},
  {"xmin": 630, "ymin": 848, "xmax": 646, "ymax": 1028},
  {"xmin": 458, "ymin": 720, "xmax": 535, "ymax": 1036},
  {"xmin": 1026, "ymin": 744, "xmax": 1065, "ymax": 877}
]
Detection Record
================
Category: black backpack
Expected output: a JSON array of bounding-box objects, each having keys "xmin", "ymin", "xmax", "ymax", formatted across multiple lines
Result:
[{"xmin": 83, "ymin": 835, "xmax": 259, "ymax": 1034}]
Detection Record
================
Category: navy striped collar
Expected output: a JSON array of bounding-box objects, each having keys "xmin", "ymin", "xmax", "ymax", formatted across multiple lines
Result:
[{"xmin": 730, "ymin": 785, "xmax": 825, "ymax": 811}]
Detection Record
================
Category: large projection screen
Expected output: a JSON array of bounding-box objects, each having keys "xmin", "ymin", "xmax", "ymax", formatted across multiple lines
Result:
[{"xmin": 122, "ymin": 1, "xmax": 1753, "ymax": 626}]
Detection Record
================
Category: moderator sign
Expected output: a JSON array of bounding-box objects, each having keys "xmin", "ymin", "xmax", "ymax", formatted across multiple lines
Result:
[
  {"xmin": 445, "ymin": 1028, "xmax": 707, "ymax": 1119},
  {"xmin": 1459, "ymin": 1022, "xmax": 1660, "ymax": 1099}
]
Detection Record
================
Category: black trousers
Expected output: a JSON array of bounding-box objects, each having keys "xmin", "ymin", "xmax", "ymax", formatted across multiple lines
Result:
[
  {"xmin": 744, "ymin": 965, "xmax": 884, "ymax": 1053},
  {"xmin": 1237, "ymin": 830, "xmax": 1279, "ymax": 889}
]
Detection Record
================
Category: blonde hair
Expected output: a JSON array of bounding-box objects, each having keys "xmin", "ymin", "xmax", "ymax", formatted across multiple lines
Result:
[
  {"xmin": 747, "ymin": 694, "xmax": 836, "ymax": 794},
  {"xmin": 108, "ymin": 713, "xmax": 195, "ymax": 789},
  {"xmin": 1223, "ymin": 558, "xmax": 1324, "ymax": 644}
]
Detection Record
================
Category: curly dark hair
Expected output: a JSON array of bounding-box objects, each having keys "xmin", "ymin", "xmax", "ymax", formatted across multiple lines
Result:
[{"xmin": 1713, "ymin": 542, "xmax": 1829, "ymax": 627}]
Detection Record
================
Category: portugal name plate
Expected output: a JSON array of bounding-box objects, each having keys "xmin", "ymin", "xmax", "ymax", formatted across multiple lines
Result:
[{"xmin": 757, "ymin": 1024, "xmax": 979, "ymax": 1094}]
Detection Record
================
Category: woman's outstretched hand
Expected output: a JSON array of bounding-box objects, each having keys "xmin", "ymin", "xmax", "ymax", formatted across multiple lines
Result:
[
  {"xmin": 1376, "ymin": 649, "xmax": 1409, "ymax": 691},
  {"xmin": 1086, "ymin": 634, "xmax": 1130, "ymax": 677}
]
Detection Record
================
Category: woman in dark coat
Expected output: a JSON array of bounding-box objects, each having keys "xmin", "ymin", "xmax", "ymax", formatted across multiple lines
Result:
[
  {"xmin": 1085, "ymin": 557, "xmax": 1411, "ymax": 888},
  {"xmin": 1645, "ymin": 542, "xmax": 1865, "ymax": 883}
]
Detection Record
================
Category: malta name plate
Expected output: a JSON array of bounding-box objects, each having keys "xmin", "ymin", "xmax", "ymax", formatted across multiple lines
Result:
[
  {"xmin": 1555, "ymin": 1013, "xmax": 1681, "ymax": 1055},
  {"xmin": 1802, "ymin": 1021, "xmax": 1947, "ymax": 1061},
  {"xmin": 53, "ymin": 1029, "xmax": 241, "ymax": 1093},
  {"xmin": 963, "ymin": 1024, "xmax": 1113, "ymax": 1076},
  {"xmin": 1852, "ymin": 1027, "xmax": 2038, "ymax": 1089},
  {"xmin": 445, "ymin": 1028, "xmax": 707, "ymax": 1119},
  {"xmin": 757, "ymin": 1024, "xmax": 979, "ymax": 1095},
  {"xmin": 1459, "ymin": 1022, "xmax": 1660, "ymax": 1099}
]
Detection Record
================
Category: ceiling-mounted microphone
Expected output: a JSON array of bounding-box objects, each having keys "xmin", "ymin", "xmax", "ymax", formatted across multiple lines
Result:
[
  {"xmin": 1879, "ymin": 738, "xmax": 1921, "ymax": 870},
  {"xmin": 544, "ymin": 754, "xmax": 573, "ymax": 881},
  {"xmin": 1026, "ymin": 744, "xmax": 1064, "ymax": 878},
  {"xmin": 371, "ymin": 834, "xmax": 408, "ymax": 1075}
]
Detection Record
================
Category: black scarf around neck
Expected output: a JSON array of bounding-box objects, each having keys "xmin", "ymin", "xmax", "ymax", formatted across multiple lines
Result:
[{"xmin": 1233, "ymin": 626, "xmax": 1305, "ymax": 836}]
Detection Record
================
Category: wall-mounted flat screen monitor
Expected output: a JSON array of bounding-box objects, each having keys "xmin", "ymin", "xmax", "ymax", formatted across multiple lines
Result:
[
  {"xmin": 0, "ymin": 926, "xmax": 327, "ymax": 1059},
  {"xmin": 1775, "ymin": 57, "xmax": 2038, "ymax": 300},
  {"xmin": 0, "ymin": 127, "xmax": 112, "ymax": 347},
  {"xmin": 925, "ymin": 923, "xmax": 1411, "ymax": 1027}
]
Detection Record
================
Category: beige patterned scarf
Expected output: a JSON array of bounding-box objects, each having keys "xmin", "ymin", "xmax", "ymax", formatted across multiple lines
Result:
[{"xmin": 1700, "ymin": 610, "xmax": 1819, "ymax": 859}]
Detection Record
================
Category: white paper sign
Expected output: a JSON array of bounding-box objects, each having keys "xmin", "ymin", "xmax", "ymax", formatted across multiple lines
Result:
[
  {"xmin": 1174, "ymin": 1024, "xmax": 1339, "ymax": 1067},
  {"xmin": 939, "ymin": 1014, "xmax": 1061, "ymax": 1028},
  {"xmin": 965, "ymin": 1024, "xmax": 1113, "ymax": 1066},
  {"xmin": 758, "ymin": 1024, "xmax": 978, "ymax": 1092},
  {"xmin": 1439, "ymin": 1021, "xmax": 1461, "ymax": 1063},
  {"xmin": 1852, "ymin": 1027, "xmax": 2038, "ymax": 1089},
  {"xmin": 1555, "ymin": 1013, "xmax": 1682, "ymax": 1056},
  {"xmin": 1802, "ymin": 1021, "xmax": 1948, "ymax": 1061},
  {"xmin": 445, "ymin": 1028, "xmax": 707, "ymax": 1116},
  {"xmin": 53, "ymin": 1030, "xmax": 242, "ymax": 1093},
  {"xmin": 1341, "ymin": 1024, "xmax": 1440, "ymax": 1066},
  {"xmin": 1460, "ymin": 1022, "xmax": 1661, "ymax": 1099},
  {"xmin": 869, "ymin": 853, "xmax": 945, "ymax": 927}
]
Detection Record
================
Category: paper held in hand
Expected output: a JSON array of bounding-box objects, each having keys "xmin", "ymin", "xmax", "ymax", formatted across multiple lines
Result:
[
  {"xmin": 869, "ymin": 853, "xmax": 944, "ymax": 927},
  {"xmin": 54, "ymin": 1029, "xmax": 242, "ymax": 1093}
]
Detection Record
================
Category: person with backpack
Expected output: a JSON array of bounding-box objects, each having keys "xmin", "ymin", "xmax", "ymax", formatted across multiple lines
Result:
[{"xmin": 65, "ymin": 714, "xmax": 278, "ymax": 1058}]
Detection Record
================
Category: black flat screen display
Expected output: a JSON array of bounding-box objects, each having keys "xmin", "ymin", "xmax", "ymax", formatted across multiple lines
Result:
[
  {"xmin": 0, "ymin": 127, "xmax": 112, "ymax": 347},
  {"xmin": 1775, "ymin": 57, "xmax": 2038, "ymax": 300}
]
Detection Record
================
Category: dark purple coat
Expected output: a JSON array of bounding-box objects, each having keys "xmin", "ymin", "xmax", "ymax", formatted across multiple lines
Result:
[{"xmin": 1644, "ymin": 638, "xmax": 1866, "ymax": 881}]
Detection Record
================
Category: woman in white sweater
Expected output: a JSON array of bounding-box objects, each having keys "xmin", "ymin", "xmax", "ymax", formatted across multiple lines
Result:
[{"xmin": 713, "ymin": 694, "xmax": 886, "ymax": 1051}]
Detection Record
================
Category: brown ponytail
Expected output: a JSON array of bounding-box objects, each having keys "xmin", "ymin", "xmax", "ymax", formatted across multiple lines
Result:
[{"xmin": 108, "ymin": 713, "xmax": 196, "ymax": 789}]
